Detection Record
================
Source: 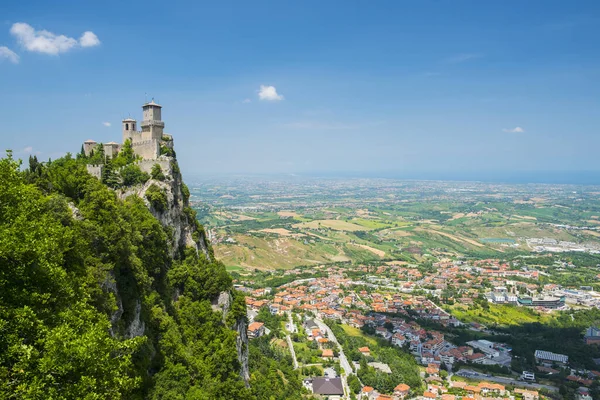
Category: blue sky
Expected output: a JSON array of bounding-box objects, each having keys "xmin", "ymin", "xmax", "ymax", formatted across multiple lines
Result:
[{"xmin": 1, "ymin": 1, "xmax": 599, "ymax": 179}]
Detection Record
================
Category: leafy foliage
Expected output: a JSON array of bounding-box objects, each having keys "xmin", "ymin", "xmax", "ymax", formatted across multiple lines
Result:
[
  {"xmin": 0, "ymin": 151, "xmax": 258, "ymax": 399},
  {"xmin": 145, "ymin": 184, "xmax": 168, "ymax": 212},
  {"xmin": 112, "ymin": 139, "xmax": 138, "ymax": 168},
  {"xmin": 151, "ymin": 164, "xmax": 166, "ymax": 181},
  {"xmin": 326, "ymin": 321, "xmax": 422, "ymax": 394},
  {"xmin": 247, "ymin": 336, "xmax": 306, "ymax": 400},
  {"xmin": 121, "ymin": 164, "xmax": 150, "ymax": 186}
]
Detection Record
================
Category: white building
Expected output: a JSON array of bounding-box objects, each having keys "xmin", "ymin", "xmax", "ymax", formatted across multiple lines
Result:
[{"xmin": 467, "ymin": 340, "xmax": 500, "ymax": 358}]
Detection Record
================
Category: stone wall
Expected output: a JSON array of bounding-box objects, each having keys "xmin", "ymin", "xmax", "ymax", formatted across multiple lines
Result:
[
  {"xmin": 103, "ymin": 144, "xmax": 121, "ymax": 158},
  {"xmin": 135, "ymin": 158, "xmax": 172, "ymax": 175},
  {"xmin": 86, "ymin": 164, "xmax": 103, "ymax": 179},
  {"xmin": 131, "ymin": 139, "xmax": 159, "ymax": 160},
  {"xmin": 83, "ymin": 142, "xmax": 97, "ymax": 157}
]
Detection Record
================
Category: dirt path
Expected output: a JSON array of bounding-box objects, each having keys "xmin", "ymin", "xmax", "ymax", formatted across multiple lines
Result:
[
  {"xmin": 416, "ymin": 228, "xmax": 485, "ymax": 247},
  {"xmin": 349, "ymin": 243, "xmax": 385, "ymax": 257}
]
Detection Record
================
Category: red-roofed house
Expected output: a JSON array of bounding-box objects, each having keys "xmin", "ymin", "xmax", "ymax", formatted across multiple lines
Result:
[
  {"xmin": 393, "ymin": 383, "xmax": 410, "ymax": 399},
  {"xmin": 248, "ymin": 322, "xmax": 265, "ymax": 339},
  {"xmin": 322, "ymin": 349, "xmax": 334, "ymax": 358},
  {"xmin": 359, "ymin": 347, "xmax": 371, "ymax": 357}
]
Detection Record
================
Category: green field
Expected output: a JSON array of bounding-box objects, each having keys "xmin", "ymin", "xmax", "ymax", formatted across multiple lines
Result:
[
  {"xmin": 193, "ymin": 177, "xmax": 600, "ymax": 270},
  {"xmin": 448, "ymin": 304, "xmax": 551, "ymax": 326},
  {"xmin": 340, "ymin": 324, "xmax": 377, "ymax": 346}
]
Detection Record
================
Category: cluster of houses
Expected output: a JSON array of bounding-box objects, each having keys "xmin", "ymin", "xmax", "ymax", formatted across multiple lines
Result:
[
  {"xmin": 235, "ymin": 261, "xmax": 600, "ymax": 399},
  {"xmin": 359, "ymin": 383, "xmax": 410, "ymax": 399},
  {"xmin": 240, "ymin": 267, "xmax": 514, "ymax": 371}
]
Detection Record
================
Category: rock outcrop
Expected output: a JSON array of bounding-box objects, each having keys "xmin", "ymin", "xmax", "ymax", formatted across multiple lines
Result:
[
  {"xmin": 114, "ymin": 150, "xmax": 250, "ymax": 386},
  {"xmin": 213, "ymin": 290, "xmax": 250, "ymax": 386},
  {"xmin": 117, "ymin": 157, "xmax": 209, "ymax": 259}
]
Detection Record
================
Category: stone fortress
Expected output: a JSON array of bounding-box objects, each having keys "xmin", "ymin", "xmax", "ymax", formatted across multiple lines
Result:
[{"xmin": 83, "ymin": 100, "xmax": 173, "ymax": 161}]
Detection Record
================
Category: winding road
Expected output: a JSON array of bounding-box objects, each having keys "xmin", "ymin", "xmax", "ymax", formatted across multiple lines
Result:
[{"xmin": 456, "ymin": 369, "xmax": 558, "ymax": 392}]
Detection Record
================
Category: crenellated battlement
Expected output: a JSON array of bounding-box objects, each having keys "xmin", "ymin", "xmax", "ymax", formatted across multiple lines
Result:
[{"xmin": 84, "ymin": 100, "xmax": 171, "ymax": 161}]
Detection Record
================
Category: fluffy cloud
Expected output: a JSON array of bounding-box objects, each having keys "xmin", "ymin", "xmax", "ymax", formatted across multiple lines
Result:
[
  {"xmin": 102, "ymin": 122, "xmax": 111, "ymax": 127},
  {"xmin": 502, "ymin": 126, "xmax": 525, "ymax": 133},
  {"xmin": 23, "ymin": 146, "xmax": 33, "ymax": 153},
  {"xmin": 0, "ymin": 46, "xmax": 19, "ymax": 63},
  {"xmin": 79, "ymin": 31, "xmax": 100, "ymax": 47},
  {"xmin": 10, "ymin": 22, "xmax": 100, "ymax": 55},
  {"xmin": 258, "ymin": 85, "xmax": 284, "ymax": 101}
]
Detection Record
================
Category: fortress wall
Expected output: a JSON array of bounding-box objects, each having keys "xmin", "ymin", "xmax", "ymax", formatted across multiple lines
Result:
[
  {"xmin": 83, "ymin": 142, "xmax": 96, "ymax": 157},
  {"xmin": 132, "ymin": 139, "xmax": 159, "ymax": 160},
  {"xmin": 86, "ymin": 164, "xmax": 104, "ymax": 179},
  {"xmin": 135, "ymin": 159, "xmax": 172, "ymax": 176},
  {"xmin": 104, "ymin": 144, "xmax": 121, "ymax": 158},
  {"xmin": 128, "ymin": 131, "xmax": 143, "ymax": 143}
]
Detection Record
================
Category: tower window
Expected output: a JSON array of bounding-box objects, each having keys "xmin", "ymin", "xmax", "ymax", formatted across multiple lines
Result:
[{"xmin": 126, "ymin": 123, "xmax": 129, "ymax": 130}]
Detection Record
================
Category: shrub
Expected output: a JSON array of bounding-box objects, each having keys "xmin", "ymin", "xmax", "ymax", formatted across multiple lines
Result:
[
  {"xmin": 145, "ymin": 184, "xmax": 167, "ymax": 212},
  {"xmin": 121, "ymin": 164, "xmax": 150, "ymax": 186},
  {"xmin": 181, "ymin": 183, "xmax": 190, "ymax": 203},
  {"xmin": 160, "ymin": 145, "xmax": 174, "ymax": 157},
  {"xmin": 151, "ymin": 164, "xmax": 166, "ymax": 181}
]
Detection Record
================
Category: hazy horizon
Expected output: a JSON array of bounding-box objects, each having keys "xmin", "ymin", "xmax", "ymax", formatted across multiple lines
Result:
[{"xmin": 183, "ymin": 169, "xmax": 600, "ymax": 186}]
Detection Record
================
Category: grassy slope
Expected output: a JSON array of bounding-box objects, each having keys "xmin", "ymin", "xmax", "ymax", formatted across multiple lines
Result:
[{"xmin": 447, "ymin": 304, "xmax": 552, "ymax": 326}]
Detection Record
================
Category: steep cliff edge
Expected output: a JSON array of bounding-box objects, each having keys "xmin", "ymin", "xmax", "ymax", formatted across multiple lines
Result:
[
  {"xmin": 0, "ymin": 148, "xmax": 251, "ymax": 398},
  {"xmin": 115, "ymin": 150, "xmax": 251, "ymax": 387},
  {"xmin": 116, "ymin": 157, "xmax": 209, "ymax": 259}
]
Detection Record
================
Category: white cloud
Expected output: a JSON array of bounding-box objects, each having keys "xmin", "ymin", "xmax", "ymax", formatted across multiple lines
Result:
[
  {"xmin": 502, "ymin": 126, "xmax": 525, "ymax": 133},
  {"xmin": 102, "ymin": 122, "xmax": 111, "ymax": 127},
  {"xmin": 10, "ymin": 22, "xmax": 100, "ymax": 55},
  {"xmin": 79, "ymin": 31, "xmax": 100, "ymax": 47},
  {"xmin": 242, "ymin": 98, "xmax": 252, "ymax": 103},
  {"xmin": 23, "ymin": 146, "xmax": 33, "ymax": 153},
  {"xmin": 0, "ymin": 46, "xmax": 19, "ymax": 63},
  {"xmin": 258, "ymin": 85, "xmax": 284, "ymax": 101}
]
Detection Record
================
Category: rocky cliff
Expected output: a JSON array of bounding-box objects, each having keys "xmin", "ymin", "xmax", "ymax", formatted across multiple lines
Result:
[
  {"xmin": 114, "ymin": 147, "xmax": 250, "ymax": 386},
  {"xmin": 1, "ymin": 134, "xmax": 252, "ymax": 398}
]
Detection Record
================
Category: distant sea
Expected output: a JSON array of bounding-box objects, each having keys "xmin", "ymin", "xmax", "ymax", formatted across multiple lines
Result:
[{"xmin": 304, "ymin": 170, "xmax": 600, "ymax": 185}]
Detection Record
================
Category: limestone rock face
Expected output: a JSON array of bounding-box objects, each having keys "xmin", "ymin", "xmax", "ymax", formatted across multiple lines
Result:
[
  {"xmin": 234, "ymin": 317, "xmax": 251, "ymax": 386},
  {"xmin": 115, "ymin": 154, "xmax": 249, "ymax": 386},
  {"xmin": 117, "ymin": 157, "xmax": 209, "ymax": 259},
  {"xmin": 102, "ymin": 272, "xmax": 123, "ymax": 337},
  {"xmin": 213, "ymin": 291, "xmax": 250, "ymax": 387}
]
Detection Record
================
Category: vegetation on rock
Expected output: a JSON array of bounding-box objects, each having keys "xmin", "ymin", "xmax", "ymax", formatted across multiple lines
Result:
[{"xmin": 0, "ymin": 151, "xmax": 256, "ymax": 399}]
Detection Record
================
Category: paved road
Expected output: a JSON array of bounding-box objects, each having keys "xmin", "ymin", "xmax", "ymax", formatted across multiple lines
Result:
[
  {"xmin": 285, "ymin": 311, "xmax": 299, "ymax": 370},
  {"xmin": 286, "ymin": 311, "xmax": 297, "ymax": 333},
  {"xmin": 456, "ymin": 369, "xmax": 557, "ymax": 392},
  {"xmin": 286, "ymin": 334, "xmax": 299, "ymax": 370},
  {"xmin": 315, "ymin": 319, "xmax": 353, "ymax": 375},
  {"xmin": 315, "ymin": 318, "xmax": 352, "ymax": 398}
]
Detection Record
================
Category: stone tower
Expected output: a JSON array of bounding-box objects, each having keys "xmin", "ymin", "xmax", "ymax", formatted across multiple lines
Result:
[
  {"xmin": 141, "ymin": 100, "xmax": 164, "ymax": 141},
  {"xmin": 122, "ymin": 117, "xmax": 137, "ymax": 143}
]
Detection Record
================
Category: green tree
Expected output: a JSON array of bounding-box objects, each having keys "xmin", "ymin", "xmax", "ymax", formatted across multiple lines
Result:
[
  {"xmin": 151, "ymin": 164, "xmax": 166, "ymax": 181},
  {"xmin": 112, "ymin": 139, "xmax": 137, "ymax": 168},
  {"xmin": 121, "ymin": 164, "xmax": 150, "ymax": 186}
]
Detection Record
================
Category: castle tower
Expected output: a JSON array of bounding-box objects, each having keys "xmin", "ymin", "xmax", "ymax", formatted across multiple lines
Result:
[
  {"xmin": 122, "ymin": 118, "xmax": 137, "ymax": 143},
  {"xmin": 141, "ymin": 100, "xmax": 164, "ymax": 141}
]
